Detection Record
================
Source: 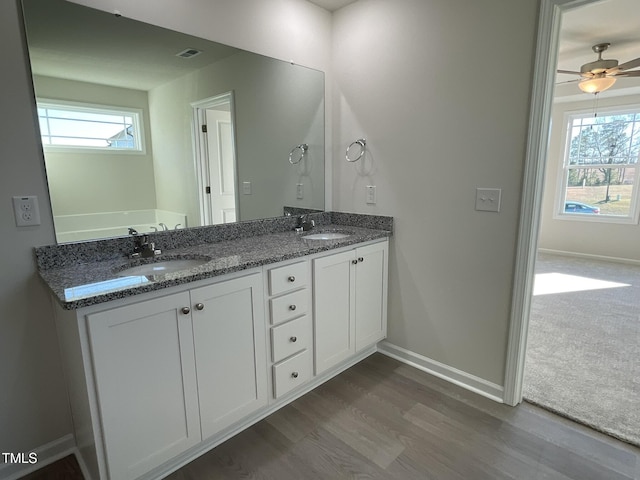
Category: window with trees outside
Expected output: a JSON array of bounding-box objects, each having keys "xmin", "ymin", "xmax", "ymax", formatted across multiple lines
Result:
[
  {"xmin": 558, "ymin": 107, "xmax": 640, "ymax": 223},
  {"xmin": 37, "ymin": 101, "xmax": 143, "ymax": 152}
]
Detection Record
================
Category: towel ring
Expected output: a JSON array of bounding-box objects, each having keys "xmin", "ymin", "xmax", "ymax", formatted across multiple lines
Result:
[
  {"xmin": 288, "ymin": 144, "xmax": 308, "ymax": 165},
  {"xmin": 346, "ymin": 138, "xmax": 366, "ymax": 162}
]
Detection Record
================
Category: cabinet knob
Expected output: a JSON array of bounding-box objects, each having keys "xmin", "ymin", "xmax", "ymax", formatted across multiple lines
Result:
[
  {"xmin": 291, "ymin": 371, "xmax": 299, "ymax": 378},
  {"xmin": 288, "ymin": 275, "xmax": 296, "ymax": 283},
  {"xmin": 195, "ymin": 303, "xmax": 205, "ymax": 311},
  {"xmin": 290, "ymin": 336, "xmax": 297, "ymax": 343},
  {"xmin": 181, "ymin": 307, "xmax": 191, "ymax": 315},
  {"xmin": 352, "ymin": 259, "xmax": 358, "ymax": 265},
  {"xmin": 289, "ymin": 304, "xmax": 297, "ymax": 311},
  {"xmin": 358, "ymin": 257, "xmax": 364, "ymax": 263}
]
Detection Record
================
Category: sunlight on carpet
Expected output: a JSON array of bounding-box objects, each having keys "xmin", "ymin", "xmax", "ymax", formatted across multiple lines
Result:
[{"xmin": 533, "ymin": 272, "xmax": 631, "ymax": 296}]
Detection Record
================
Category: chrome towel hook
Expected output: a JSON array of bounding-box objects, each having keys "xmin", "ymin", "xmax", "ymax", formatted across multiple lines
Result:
[
  {"xmin": 346, "ymin": 138, "xmax": 366, "ymax": 162},
  {"xmin": 288, "ymin": 144, "xmax": 308, "ymax": 165}
]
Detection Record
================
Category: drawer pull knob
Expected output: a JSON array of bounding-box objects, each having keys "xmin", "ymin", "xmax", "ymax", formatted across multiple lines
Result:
[
  {"xmin": 181, "ymin": 307, "xmax": 191, "ymax": 315},
  {"xmin": 288, "ymin": 275, "xmax": 296, "ymax": 283},
  {"xmin": 289, "ymin": 304, "xmax": 297, "ymax": 311},
  {"xmin": 351, "ymin": 259, "xmax": 358, "ymax": 265},
  {"xmin": 291, "ymin": 371, "xmax": 299, "ymax": 378},
  {"xmin": 195, "ymin": 303, "xmax": 205, "ymax": 311},
  {"xmin": 358, "ymin": 257, "xmax": 364, "ymax": 263},
  {"xmin": 290, "ymin": 336, "xmax": 297, "ymax": 343}
]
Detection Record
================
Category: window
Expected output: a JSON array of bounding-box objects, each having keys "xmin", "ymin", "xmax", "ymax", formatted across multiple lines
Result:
[
  {"xmin": 558, "ymin": 107, "xmax": 640, "ymax": 223},
  {"xmin": 37, "ymin": 100, "xmax": 143, "ymax": 152}
]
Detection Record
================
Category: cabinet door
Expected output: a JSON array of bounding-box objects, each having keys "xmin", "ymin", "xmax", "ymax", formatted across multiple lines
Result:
[
  {"xmin": 354, "ymin": 242, "xmax": 388, "ymax": 350},
  {"xmin": 191, "ymin": 273, "xmax": 267, "ymax": 439},
  {"xmin": 313, "ymin": 250, "xmax": 356, "ymax": 374},
  {"xmin": 87, "ymin": 292, "xmax": 200, "ymax": 480}
]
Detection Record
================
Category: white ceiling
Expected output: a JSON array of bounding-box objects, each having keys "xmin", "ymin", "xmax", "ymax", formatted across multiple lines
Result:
[
  {"xmin": 24, "ymin": 0, "xmax": 640, "ymax": 96},
  {"xmin": 555, "ymin": 0, "xmax": 640, "ymax": 99},
  {"xmin": 23, "ymin": 0, "xmax": 241, "ymax": 91},
  {"xmin": 305, "ymin": 0, "xmax": 357, "ymax": 11}
]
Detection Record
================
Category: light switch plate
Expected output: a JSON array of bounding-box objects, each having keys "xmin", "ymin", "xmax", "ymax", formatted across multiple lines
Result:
[
  {"xmin": 366, "ymin": 185, "xmax": 376, "ymax": 205},
  {"xmin": 475, "ymin": 188, "xmax": 501, "ymax": 212}
]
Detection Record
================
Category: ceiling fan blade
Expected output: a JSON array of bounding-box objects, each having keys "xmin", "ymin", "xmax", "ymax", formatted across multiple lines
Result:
[
  {"xmin": 611, "ymin": 70, "xmax": 640, "ymax": 77},
  {"xmin": 555, "ymin": 78, "xmax": 580, "ymax": 85},
  {"xmin": 557, "ymin": 69, "xmax": 583, "ymax": 75},
  {"xmin": 615, "ymin": 57, "xmax": 640, "ymax": 72}
]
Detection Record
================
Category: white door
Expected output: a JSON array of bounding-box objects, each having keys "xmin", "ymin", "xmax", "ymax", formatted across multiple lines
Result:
[
  {"xmin": 192, "ymin": 93, "xmax": 238, "ymax": 226},
  {"xmin": 205, "ymin": 108, "xmax": 237, "ymax": 224},
  {"xmin": 87, "ymin": 292, "xmax": 201, "ymax": 480},
  {"xmin": 313, "ymin": 250, "xmax": 356, "ymax": 374},
  {"xmin": 190, "ymin": 273, "xmax": 267, "ymax": 439}
]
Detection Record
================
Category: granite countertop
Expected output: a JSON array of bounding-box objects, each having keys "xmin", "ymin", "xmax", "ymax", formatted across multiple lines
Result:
[{"xmin": 39, "ymin": 224, "xmax": 391, "ymax": 310}]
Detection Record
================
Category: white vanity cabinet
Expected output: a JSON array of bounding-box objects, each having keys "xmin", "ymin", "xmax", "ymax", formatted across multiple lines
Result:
[
  {"xmin": 313, "ymin": 240, "xmax": 388, "ymax": 374},
  {"xmin": 190, "ymin": 273, "xmax": 267, "ymax": 439},
  {"xmin": 265, "ymin": 261, "xmax": 314, "ymax": 399},
  {"xmin": 51, "ymin": 236, "xmax": 389, "ymax": 480},
  {"xmin": 87, "ymin": 292, "xmax": 201, "ymax": 480},
  {"xmin": 55, "ymin": 269, "xmax": 266, "ymax": 480}
]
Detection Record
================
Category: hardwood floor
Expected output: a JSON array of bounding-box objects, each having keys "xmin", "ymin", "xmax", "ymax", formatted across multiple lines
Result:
[
  {"xmin": 18, "ymin": 454, "xmax": 83, "ymax": 480},
  {"xmin": 24, "ymin": 354, "xmax": 640, "ymax": 479}
]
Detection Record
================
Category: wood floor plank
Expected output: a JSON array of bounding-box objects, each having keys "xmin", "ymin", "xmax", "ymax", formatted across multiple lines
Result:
[{"xmin": 24, "ymin": 353, "xmax": 640, "ymax": 480}]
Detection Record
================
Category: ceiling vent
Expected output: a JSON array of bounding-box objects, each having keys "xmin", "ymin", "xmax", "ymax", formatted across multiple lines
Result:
[{"xmin": 176, "ymin": 48, "xmax": 202, "ymax": 59}]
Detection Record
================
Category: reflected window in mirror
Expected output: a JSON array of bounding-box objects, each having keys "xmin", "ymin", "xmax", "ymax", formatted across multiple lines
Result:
[{"xmin": 38, "ymin": 100, "xmax": 144, "ymax": 152}]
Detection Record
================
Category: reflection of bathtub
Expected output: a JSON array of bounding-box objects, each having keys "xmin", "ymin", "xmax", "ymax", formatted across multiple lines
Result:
[{"xmin": 54, "ymin": 209, "xmax": 187, "ymax": 243}]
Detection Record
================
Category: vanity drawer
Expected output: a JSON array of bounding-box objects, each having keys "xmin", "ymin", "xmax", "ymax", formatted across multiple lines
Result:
[
  {"xmin": 271, "ymin": 315, "xmax": 311, "ymax": 363},
  {"xmin": 268, "ymin": 261, "xmax": 308, "ymax": 296},
  {"xmin": 270, "ymin": 289, "xmax": 309, "ymax": 325},
  {"xmin": 273, "ymin": 349, "xmax": 312, "ymax": 398}
]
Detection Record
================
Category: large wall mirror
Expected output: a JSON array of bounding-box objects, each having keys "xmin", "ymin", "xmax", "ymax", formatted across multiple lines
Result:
[{"xmin": 22, "ymin": 0, "xmax": 325, "ymax": 243}]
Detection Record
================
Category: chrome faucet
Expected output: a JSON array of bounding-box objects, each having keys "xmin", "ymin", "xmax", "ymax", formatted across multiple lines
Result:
[
  {"xmin": 130, "ymin": 234, "xmax": 161, "ymax": 259},
  {"xmin": 159, "ymin": 223, "xmax": 168, "ymax": 231},
  {"xmin": 295, "ymin": 214, "xmax": 315, "ymax": 233}
]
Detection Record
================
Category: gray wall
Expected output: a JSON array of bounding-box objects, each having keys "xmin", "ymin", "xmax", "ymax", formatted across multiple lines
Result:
[
  {"xmin": 332, "ymin": 0, "xmax": 539, "ymax": 385},
  {"xmin": 0, "ymin": 0, "xmax": 71, "ymax": 456}
]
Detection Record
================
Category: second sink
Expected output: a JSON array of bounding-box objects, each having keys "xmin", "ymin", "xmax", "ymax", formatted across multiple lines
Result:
[{"xmin": 302, "ymin": 232, "xmax": 351, "ymax": 240}]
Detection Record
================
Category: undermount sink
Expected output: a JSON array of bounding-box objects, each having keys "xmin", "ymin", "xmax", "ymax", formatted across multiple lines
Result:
[
  {"xmin": 302, "ymin": 232, "xmax": 351, "ymax": 241},
  {"xmin": 115, "ymin": 258, "xmax": 210, "ymax": 277}
]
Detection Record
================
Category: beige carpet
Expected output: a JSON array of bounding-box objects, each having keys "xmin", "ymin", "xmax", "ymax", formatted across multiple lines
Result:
[{"xmin": 523, "ymin": 252, "xmax": 640, "ymax": 447}]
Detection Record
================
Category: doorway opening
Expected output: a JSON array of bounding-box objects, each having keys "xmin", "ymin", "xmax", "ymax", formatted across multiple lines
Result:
[{"xmin": 506, "ymin": 0, "xmax": 640, "ymax": 447}]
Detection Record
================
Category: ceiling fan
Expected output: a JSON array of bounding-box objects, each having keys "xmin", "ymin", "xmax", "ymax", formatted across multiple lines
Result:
[{"xmin": 557, "ymin": 43, "xmax": 640, "ymax": 93}]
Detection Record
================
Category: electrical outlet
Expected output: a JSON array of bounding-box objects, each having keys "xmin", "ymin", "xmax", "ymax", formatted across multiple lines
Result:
[
  {"xmin": 475, "ymin": 188, "xmax": 501, "ymax": 212},
  {"xmin": 366, "ymin": 185, "xmax": 376, "ymax": 205},
  {"xmin": 242, "ymin": 181, "xmax": 252, "ymax": 195},
  {"xmin": 13, "ymin": 196, "xmax": 41, "ymax": 226},
  {"xmin": 296, "ymin": 183, "xmax": 304, "ymax": 199}
]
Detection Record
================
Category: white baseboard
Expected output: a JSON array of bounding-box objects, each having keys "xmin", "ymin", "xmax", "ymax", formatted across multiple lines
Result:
[
  {"xmin": 0, "ymin": 434, "xmax": 76, "ymax": 480},
  {"xmin": 377, "ymin": 341, "xmax": 504, "ymax": 403},
  {"xmin": 538, "ymin": 248, "xmax": 640, "ymax": 266}
]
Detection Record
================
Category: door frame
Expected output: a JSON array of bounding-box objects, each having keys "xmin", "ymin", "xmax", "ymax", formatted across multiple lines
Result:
[
  {"xmin": 191, "ymin": 91, "xmax": 239, "ymax": 226},
  {"xmin": 503, "ymin": 0, "xmax": 599, "ymax": 406}
]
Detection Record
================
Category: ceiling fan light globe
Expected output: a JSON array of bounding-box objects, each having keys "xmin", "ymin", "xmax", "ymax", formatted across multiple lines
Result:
[{"xmin": 578, "ymin": 76, "xmax": 616, "ymax": 93}]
